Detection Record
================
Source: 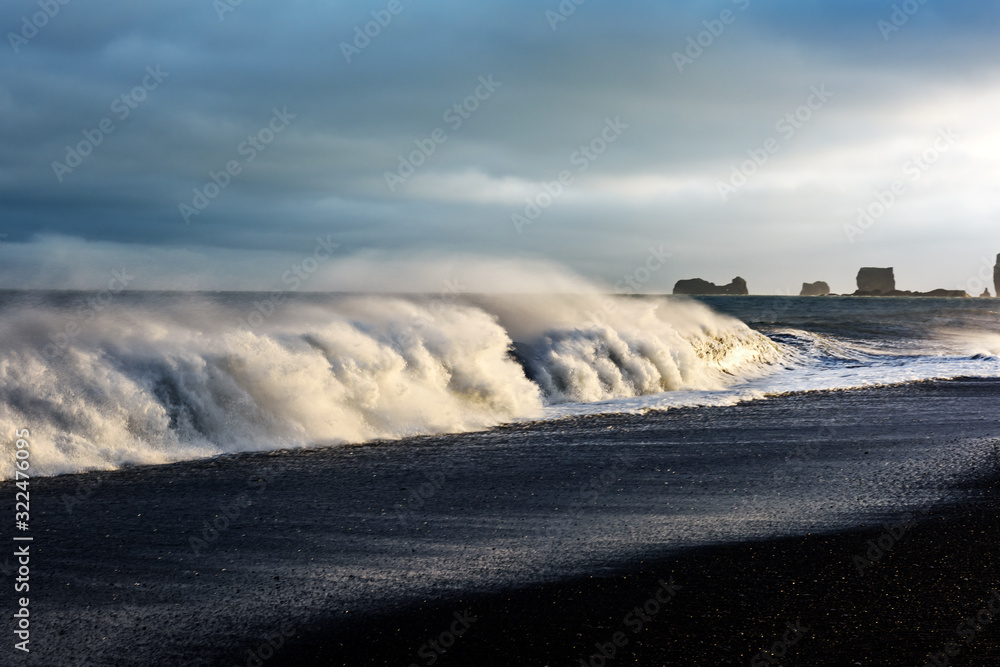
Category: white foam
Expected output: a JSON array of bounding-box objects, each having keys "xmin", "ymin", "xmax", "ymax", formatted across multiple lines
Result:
[
  {"xmin": 0, "ymin": 294, "xmax": 780, "ymax": 478},
  {"xmin": 480, "ymin": 293, "xmax": 782, "ymax": 403}
]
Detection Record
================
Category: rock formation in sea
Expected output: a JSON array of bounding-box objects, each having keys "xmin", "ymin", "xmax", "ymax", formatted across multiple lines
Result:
[
  {"xmin": 800, "ymin": 281, "xmax": 830, "ymax": 296},
  {"xmin": 673, "ymin": 277, "xmax": 748, "ymax": 295},
  {"xmin": 994, "ymin": 254, "xmax": 999, "ymax": 298},
  {"xmin": 855, "ymin": 267, "xmax": 895, "ymax": 295},
  {"xmin": 906, "ymin": 289, "xmax": 969, "ymax": 298},
  {"xmin": 981, "ymin": 289, "xmax": 991, "ymax": 298},
  {"xmin": 853, "ymin": 267, "xmax": 968, "ymax": 297}
]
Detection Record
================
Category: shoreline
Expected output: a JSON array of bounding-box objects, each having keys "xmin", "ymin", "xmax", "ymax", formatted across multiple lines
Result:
[
  {"xmin": 9, "ymin": 374, "xmax": 991, "ymax": 485},
  {"xmin": 6, "ymin": 378, "xmax": 1000, "ymax": 666}
]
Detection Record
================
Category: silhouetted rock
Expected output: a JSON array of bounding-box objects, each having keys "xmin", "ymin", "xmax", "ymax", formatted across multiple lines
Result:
[
  {"xmin": 865, "ymin": 289, "xmax": 969, "ymax": 297},
  {"xmin": 727, "ymin": 277, "xmax": 748, "ymax": 295},
  {"xmin": 901, "ymin": 289, "xmax": 969, "ymax": 298},
  {"xmin": 855, "ymin": 268, "xmax": 895, "ymax": 295},
  {"xmin": 673, "ymin": 277, "xmax": 748, "ymax": 295},
  {"xmin": 800, "ymin": 281, "xmax": 830, "ymax": 296},
  {"xmin": 981, "ymin": 289, "xmax": 991, "ymax": 298},
  {"xmin": 994, "ymin": 254, "xmax": 999, "ymax": 298},
  {"xmin": 852, "ymin": 267, "xmax": 967, "ymax": 297}
]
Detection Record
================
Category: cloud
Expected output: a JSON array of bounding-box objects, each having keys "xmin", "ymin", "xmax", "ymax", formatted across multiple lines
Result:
[{"xmin": 2, "ymin": 0, "xmax": 999, "ymax": 292}]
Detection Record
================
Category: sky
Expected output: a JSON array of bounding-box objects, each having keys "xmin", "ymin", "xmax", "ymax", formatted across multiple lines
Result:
[{"xmin": 1, "ymin": 0, "xmax": 999, "ymax": 294}]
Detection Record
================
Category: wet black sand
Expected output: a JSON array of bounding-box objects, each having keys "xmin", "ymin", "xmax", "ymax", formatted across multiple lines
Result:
[
  {"xmin": 281, "ymin": 490, "xmax": 1000, "ymax": 666},
  {"xmin": 5, "ymin": 378, "xmax": 1000, "ymax": 666}
]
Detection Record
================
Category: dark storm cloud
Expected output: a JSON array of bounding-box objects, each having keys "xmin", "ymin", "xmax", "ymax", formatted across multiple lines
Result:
[{"xmin": 1, "ymin": 0, "xmax": 998, "ymax": 290}]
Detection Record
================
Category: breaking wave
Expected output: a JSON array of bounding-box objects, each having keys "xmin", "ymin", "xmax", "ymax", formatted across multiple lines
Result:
[{"xmin": 0, "ymin": 292, "xmax": 782, "ymax": 477}]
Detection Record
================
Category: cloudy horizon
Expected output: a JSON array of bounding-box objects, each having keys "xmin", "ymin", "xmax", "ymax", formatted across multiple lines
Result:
[{"xmin": 2, "ymin": 0, "xmax": 999, "ymax": 294}]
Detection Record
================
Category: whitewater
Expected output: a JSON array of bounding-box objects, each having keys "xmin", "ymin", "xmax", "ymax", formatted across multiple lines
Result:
[{"xmin": 2, "ymin": 290, "xmax": 999, "ymax": 478}]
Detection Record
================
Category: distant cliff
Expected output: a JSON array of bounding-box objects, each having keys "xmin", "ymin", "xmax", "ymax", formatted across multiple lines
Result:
[
  {"xmin": 854, "ymin": 267, "xmax": 895, "ymax": 295},
  {"xmin": 899, "ymin": 289, "xmax": 969, "ymax": 298},
  {"xmin": 994, "ymin": 254, "xmax": 999, "ymax": 298},
  {"xmin": 673, "ymin": 277, "xmax": 748, "ymax": 295},
  {"xmin": 852, "ymin": 266, "xmax": 967, "ymax": 297},
  {"xmin": 800, "ymin": 281, "xmax": 830, "ymax": 296}
]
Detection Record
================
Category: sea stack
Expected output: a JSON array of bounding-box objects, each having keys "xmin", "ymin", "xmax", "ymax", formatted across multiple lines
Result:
[
  {"xmin": 800, "ymin": 281, "xmax": 830, "ymax": 296},
  {"xmin": 855, "ymin": 267, "xmax": 895, "ymax": 295},
  {"xmin": 994, "ymin": 254, "xmax": 999, "ymax": 298},
  {"xmin": 673, "ymin": 277, "xmax": 749, "ymax": 295}
]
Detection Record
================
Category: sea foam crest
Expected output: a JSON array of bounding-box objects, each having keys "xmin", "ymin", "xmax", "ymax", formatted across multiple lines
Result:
[
  {"xmin": 0, "ymin": 294, "xmax": 780, "ymax": 478},
  {"xmin": 499, "ymin": 295, "xmax": 783, "ymax": 403}
]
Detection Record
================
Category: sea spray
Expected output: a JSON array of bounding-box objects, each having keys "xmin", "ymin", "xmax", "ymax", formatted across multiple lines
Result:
[
  {"xmin": 477, "ymin": 293, "xmax": 782, "ymax": 403},
  {"xmin": 0, "ymin": 293, "xmax": 781, "ymax": 478}
]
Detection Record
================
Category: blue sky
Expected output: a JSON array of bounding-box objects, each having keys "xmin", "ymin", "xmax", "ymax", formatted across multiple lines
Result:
[{"xmin": 2, "ymin": 0, "xmax": 999, "ymax": 293}]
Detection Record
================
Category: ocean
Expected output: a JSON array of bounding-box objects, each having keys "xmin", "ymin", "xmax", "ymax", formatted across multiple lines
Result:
[{"xmin": 2, "ymin": 291, "xmax": 998, "ymax": 479}]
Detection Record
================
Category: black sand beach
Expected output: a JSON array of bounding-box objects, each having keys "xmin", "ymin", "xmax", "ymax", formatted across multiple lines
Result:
[
  {"xmin": 283, "ymin": 490, "xmax": 1000, "ymax": 666},
  {"xmin": 7, "ymin": 378, "xmax": 1000, "ymax": 666}
]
